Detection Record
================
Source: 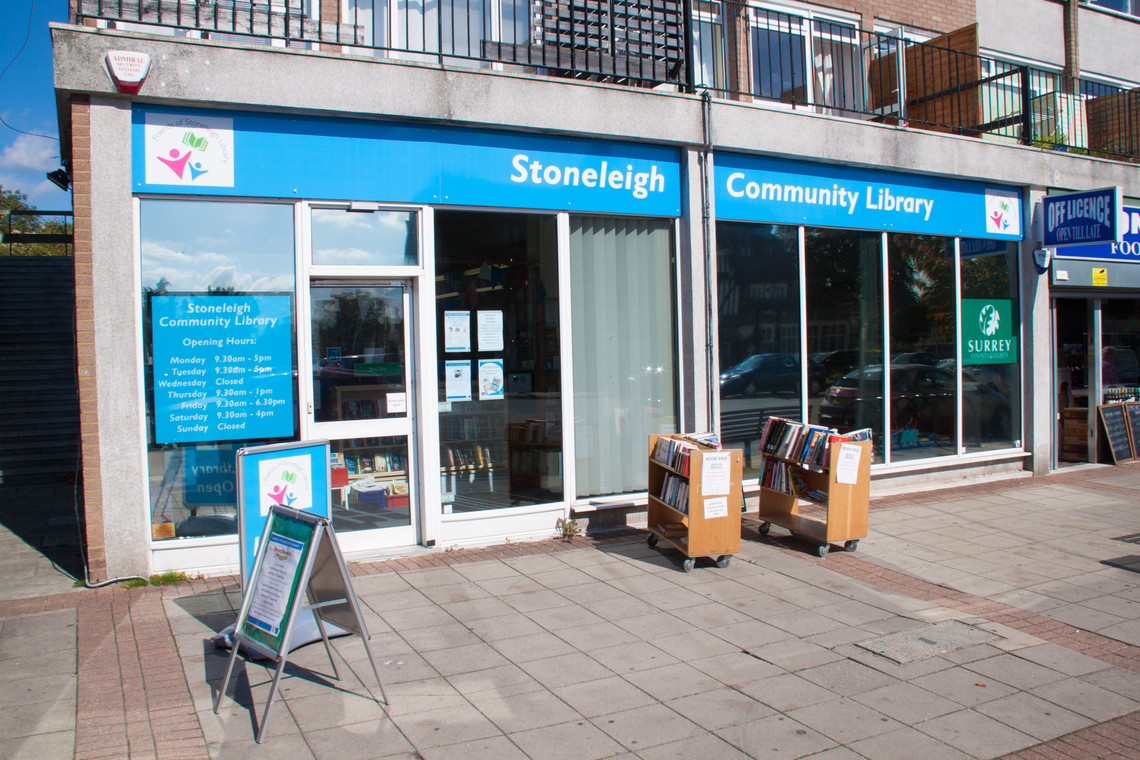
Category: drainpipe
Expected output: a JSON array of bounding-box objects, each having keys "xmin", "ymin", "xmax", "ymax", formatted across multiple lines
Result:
[{"xmin": 700, "ymin": 90, "xmax": 716, "ymax": 432}]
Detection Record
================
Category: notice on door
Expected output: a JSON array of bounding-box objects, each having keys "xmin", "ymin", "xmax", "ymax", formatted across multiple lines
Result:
[{"xmin": 151, "ymin": 295, "xmax": 294, "ymax": 444}]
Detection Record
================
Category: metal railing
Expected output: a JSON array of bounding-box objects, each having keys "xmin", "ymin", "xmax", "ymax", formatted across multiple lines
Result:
[
  {"xmin": 76, "ymin": 0, "xmax": 1140, "ymax": 161},
  {"xmin": 76, "ymin": 0, "xmax": 687, "ymax": 87},
  {"xmin": 1, "ymin": 210, "xmax": 74, "ymax": 256},
  {"xmin": 688, "ymin": 1, "xmax": 1138, "ymax": 161}
]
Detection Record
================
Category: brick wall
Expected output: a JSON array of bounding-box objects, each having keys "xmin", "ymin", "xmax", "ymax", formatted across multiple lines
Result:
[
  {"xmin": 812, "ymin": 0, "xmax": 976, "ymax": 33},
  {"xmin": 70, "ymin": 95, "xmax": 106, "ymax": 583}
]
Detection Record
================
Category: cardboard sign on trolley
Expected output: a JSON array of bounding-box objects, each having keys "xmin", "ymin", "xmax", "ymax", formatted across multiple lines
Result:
[
  {"xmin": 214, "ymin": 505, "xmax": 389, "ymax": 743},
  {"xmin": 216, "ymin": 439, "xmax": 345, "ymax": 651}
]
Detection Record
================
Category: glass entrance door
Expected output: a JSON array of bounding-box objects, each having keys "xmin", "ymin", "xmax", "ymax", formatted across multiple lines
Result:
[{"xmin": 304, "ymin": 281, "xmax": 416, "ymax": 550}]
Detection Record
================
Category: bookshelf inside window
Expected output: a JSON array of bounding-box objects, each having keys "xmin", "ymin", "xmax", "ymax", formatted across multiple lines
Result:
[
  {"xmin": 756, "ymin": 417, "xmax": 871, "ymax": 558},
  {"xmin": 646, "ymin": 434, "xmax": 743, "ymax": 572}
]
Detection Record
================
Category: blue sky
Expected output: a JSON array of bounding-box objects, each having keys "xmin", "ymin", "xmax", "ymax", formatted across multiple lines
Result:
[{"xmin": 1, "ymin": 0, "xmax": 71, "ymax": 210}]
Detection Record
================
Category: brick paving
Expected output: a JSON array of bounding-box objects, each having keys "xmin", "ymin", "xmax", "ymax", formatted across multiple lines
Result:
[{"xmin": 2, "ymin": 463, "xmax": 1139, "ymax": 758}]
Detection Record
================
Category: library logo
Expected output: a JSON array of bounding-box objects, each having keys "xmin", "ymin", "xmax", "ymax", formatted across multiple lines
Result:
[
  {"xmin": 984, "ymin": 188, "xmax": 1021, "ymax": 236},
  {"xmin": 144, "ymin": 112, "xmax": 234, "ymax": 187},
  {"xmin": 258, "ymin": 455, "xmax": 311, "ymax": 516}
]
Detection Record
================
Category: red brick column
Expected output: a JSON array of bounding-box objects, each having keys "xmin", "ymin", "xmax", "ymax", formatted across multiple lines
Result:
[{"xmin": 71, "ymin": 95, "xmax": 106, "ymax": 584}]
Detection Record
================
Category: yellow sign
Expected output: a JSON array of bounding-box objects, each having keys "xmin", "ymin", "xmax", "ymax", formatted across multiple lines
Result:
[{"xmin": 1093, "ymin": 268, "xmax": 1108, "ymax": 287}]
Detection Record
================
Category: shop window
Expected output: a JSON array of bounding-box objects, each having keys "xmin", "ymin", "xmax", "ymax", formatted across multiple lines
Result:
[
  {"xmin": 807, "ymin": 228, "xmax": 884, "ymax": 463},
  {"xmin": 1103, "ymin": 300, "xmax": 1140, "ymax": 389},
  {"xmin": 961, "ymin": 243, "xmax": 1021, "ymax": 452},
  {"xmin": 140, "ymin": 200, "xmax": 298, "ymax": 541},
  {"xmin": 434, "ymin": 211, "xmax": 563, "ymax": 512},
  {"xmin": 311, "ymin": 207, "xmax": 417, "ymax": 266},
  {"xmin": 329, "ymin": 436, "xmax": 411, "ymax": 530},
  {"xmin": 311, "ymin": 284, "xmax": 407, "ymax": 424},
  {"xmin": 571, "ymin": 216, "xmax": 677, "ymax": 498},
  {"xmin": 716, "ymin": 222, "xmax": 801, "ymax": 480},
  {"xmin": 887, "ymin": 234, "xmax": 958, "ymax": 462}
]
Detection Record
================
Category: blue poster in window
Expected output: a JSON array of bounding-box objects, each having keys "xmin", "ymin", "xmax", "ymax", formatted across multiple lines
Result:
[
  {"xmin": 152, "ymin": 295, "xmax": 294, "ymax": 443},
  {"xmin": 183, "ymin": 444, "xmax": 239, "ymax": 506}
]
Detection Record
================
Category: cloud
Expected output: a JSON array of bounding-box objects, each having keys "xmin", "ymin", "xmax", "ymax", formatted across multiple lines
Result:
[
  {"xmin": 0, "ymin": 170, "xmax": 69, "ymax": 210},
  {"xmin": 0, "ymin": 134, "xmax": 59, "ymax": 173}
]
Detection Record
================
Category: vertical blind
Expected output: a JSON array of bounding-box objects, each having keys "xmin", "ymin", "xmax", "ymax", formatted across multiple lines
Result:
[{"xmin": 570, "ymin": 216, "xmax": 677, "ymax": 498}]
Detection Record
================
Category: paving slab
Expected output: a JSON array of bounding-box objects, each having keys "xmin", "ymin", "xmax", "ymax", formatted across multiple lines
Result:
[{"xmin": 5, "ymin": 464, "xmax": 1140, "ymax": 760}]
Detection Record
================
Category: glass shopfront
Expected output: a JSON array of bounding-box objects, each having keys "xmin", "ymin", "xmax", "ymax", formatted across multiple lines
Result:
[
  {"xmin": 714, "ymin": 153, "xmax": 1024, "ymax": 476},
  {"xmin": 141, "ymin": 199, "xmax": 299, "ymax": 541},
  {"xmin": 1051, "ymin": 204, "xmax": 1140, "ymax": 464},
  {"xmin": 134, "ymin": 105, "xmax": 684, "ymax": 565}
]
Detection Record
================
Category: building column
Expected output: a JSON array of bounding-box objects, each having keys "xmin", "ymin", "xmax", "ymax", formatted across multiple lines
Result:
[
  {"xmin": 1021, "ymin": 186, "xmax": 1052, "ymax": 475},
  {"xmin": 87, "ymin": 96, "xmax": 150, "ymax": 579},
  {"xmin": 679, "ymin": 146, "xmax": 716, "ymax": 435}
]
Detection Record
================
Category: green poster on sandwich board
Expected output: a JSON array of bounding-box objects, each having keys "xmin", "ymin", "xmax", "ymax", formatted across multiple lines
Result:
[
  {"xmin": 215, "ymin": 504, "xmax": 389, "ymax": 743},
  {"xmin": 238, "ymin": 510, "xmax": 316, "ymax": 658}
]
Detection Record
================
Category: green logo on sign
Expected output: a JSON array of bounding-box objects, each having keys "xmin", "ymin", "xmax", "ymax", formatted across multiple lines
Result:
[
  {"xmin": 962, "ymin": 299, "xmax": 1016, "ymax": 364},
  {"xmin": 182, "ymin": 132, "xmax": 209, "ymax": 151}
]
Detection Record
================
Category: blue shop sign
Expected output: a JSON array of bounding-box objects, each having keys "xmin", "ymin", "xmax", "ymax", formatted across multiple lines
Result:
[
  {"xmin": 133, "ymin": 106, "xmax": 681, "ymax": 217},
  {"xmin": 715, "ymin": 153, "xmax": 1023, "ymax": 240},
  {"xmin": 151, "ymin": 295, "xmax": 294, "ymax": 444},
  {"xmin": 1043, "ymin": 187, "xmax": 1123, "ymax": 248},
  {"xmin": 1055, "ymin": 206, "xmax": 1140, "ymax": 262}
]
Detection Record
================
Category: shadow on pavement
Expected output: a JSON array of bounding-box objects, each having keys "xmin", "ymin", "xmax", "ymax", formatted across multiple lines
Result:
[{"xmin": 0, "ymin": 481, "xmax": 86, "ymax": 581}]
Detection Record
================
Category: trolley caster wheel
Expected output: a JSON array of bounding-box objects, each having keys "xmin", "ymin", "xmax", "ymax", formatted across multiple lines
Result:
[
  {"xmin": 682, "ymin": 558, "xmax": 696, "ymax": 573},
  {"xmin": 647, "ymin": 534, "xmax": 659, "ymax": 548},
  {"xmin": 843, "ymin": 540, "xmax": 859, "ymax": 553},
  {"xmin": 816, "ymin": 543, "xmax": 830, "ymax": 558},
  {"xmin": 758, "ymin": 522, "xmax": 771, "ymax": 536},
  {"xmin": 716, "ymin": 555, "xmax": 731, "ymax": 569}
]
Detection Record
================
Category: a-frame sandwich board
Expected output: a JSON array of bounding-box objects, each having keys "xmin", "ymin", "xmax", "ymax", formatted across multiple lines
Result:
[{"xmin": 213, "ymin": 504, "xmax": 389, "ymax": 743}]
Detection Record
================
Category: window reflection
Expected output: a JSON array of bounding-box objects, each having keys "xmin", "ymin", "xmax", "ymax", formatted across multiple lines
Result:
[
  {"xmin": 311, "ymin": 208, "xmax": 417, "ymax": 267},
  {"xmin": 808, "ymin": 228, "xmax": 884, "ymax": 462},
  {"xmin": 961, "ymin": 243, "xmax": 1020, "ymax": 452},
  {"xmin": 140, "ymin": 200, "xmax": 298, "ymax": 541},
  {"xmin": 716, "ymin": 222, "xmax": 801, "ymax": 479},
  {"xmin": 311, "ymin": 285, "xmax": 407, "ymax": 423},
  {"xmin": 888, "ymin": 234, "xmax": 957, "ymax": 461}
]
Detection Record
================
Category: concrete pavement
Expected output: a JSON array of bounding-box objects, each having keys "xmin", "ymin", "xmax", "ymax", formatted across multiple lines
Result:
[{"xmin": 2, "ymin": 463, "xmax": 1139, "ymax": 759}]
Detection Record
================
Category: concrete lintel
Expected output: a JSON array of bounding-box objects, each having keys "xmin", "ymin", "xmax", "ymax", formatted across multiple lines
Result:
[{"xmin": 50, "ymin": 23, "xmax": 705, "ymax": 149}]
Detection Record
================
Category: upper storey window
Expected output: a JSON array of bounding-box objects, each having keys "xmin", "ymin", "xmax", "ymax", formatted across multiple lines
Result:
[{"xmin": 1084, "ymin": 0, "xmax": 1140, "ymax": 18}]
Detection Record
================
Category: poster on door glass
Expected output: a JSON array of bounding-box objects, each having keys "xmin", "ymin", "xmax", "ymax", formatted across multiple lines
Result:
[
  {"xmin": 445, "ymin": 360, "xmax": 472, "ymax": 401},
  {"xmin": 479, "ymin": 359, "xmax": 505, "ymax": 400},
  {"xmin": 444, "ymin": 311, "xmax": 471, "ymax": 352}
]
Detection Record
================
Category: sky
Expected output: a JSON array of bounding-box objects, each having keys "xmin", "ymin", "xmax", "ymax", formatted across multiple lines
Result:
[{"xmin": 1, "ymin": 0, "xmax": 72, "ymax": 210}]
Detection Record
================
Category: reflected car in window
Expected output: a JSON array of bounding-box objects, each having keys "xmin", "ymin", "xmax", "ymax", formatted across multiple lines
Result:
[
  {"xmin": 891, "ymin": 352, "xmax": 939, "ymax": 366},
  {"xmin": 819, "ymin": 364, "xmax": 1011, "ymax": 441},
  {"xmin": 811, "ymin": 349, "xmax": 881, "ymax": 386},
  {"xmin": 719, "ymin": 353, "xmax": 825, "ymax": 396}
]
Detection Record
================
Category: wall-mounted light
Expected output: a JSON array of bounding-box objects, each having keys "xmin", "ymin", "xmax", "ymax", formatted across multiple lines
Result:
[{"xmin": 46, "ymin": 168, "xmax": 71, "ymax": 192}]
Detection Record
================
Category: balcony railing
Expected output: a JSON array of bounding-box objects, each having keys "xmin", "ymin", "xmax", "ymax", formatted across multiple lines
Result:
[
  {"xmin": 77, "ymin": 0, "xmax": 686, "ymax": 86},
  {"xmin": 76, "ymin": 0, "xmax": 1140, "ymax": 162}
]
